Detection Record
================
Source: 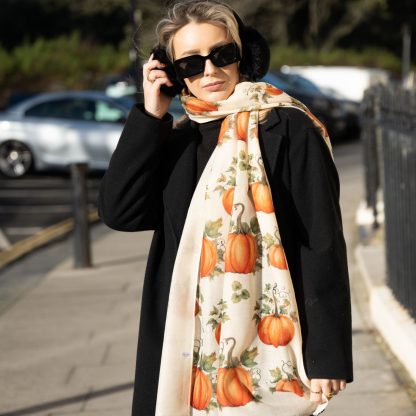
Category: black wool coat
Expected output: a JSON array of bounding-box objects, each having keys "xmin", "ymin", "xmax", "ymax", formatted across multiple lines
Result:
[{"xmin": 97, "ymin": 103, "xmax": 353, "ymax": 416}]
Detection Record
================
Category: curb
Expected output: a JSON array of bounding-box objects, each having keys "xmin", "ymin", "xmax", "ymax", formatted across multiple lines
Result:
[
  {"xmin": 0, "ymin": 210, "xmax": 100, "ymax": 271},
  {"xmin": 354, "ymin": 243, "xmax": 416, "ymax": 384}
]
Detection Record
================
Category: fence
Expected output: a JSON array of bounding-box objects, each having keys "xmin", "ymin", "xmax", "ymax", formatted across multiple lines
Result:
[{"xmin": 361, "ymin": 84, "xmax": 416, "ymax": 320}]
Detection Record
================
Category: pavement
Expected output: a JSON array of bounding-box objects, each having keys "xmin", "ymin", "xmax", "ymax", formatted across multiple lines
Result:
[{"xmin": 1, "ymin": 168, "xmax": 416, "ymax": 415}]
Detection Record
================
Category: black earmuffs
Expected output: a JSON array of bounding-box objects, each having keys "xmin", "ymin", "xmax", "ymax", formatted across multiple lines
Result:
[
  {"xmin": 232, "ymin": 12, "xmax": 270, "ymax": 82},
  {"xmin": 150, "ymin": 1, "xmax": 270, "ymax": 97}
]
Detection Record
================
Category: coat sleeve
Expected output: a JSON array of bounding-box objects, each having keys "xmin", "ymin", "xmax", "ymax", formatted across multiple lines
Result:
[
  {"xmin": 97, "ymin": 103, "xmax": 173, "ymax": 232},
  {"xmin": 287, "ymin": 115, "xmax": 353, "ymax": 382}
]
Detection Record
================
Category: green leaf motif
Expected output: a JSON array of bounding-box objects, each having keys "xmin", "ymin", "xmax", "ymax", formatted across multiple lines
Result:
[
  {"xmin": 270, "ymin": 367, "xmax": 282, "ymax": 382},
  {"xmin": 213, "ymin": 265, "xmax": 223, "ymax": 276},
  {"xmin": 253, "ymin": 393, "xmax": 262, "ymax": 402},
  {"xmin": 239, "ymin": 150, "xmax": 247, "ymax": 160},
  {"xmin": 232, "ymin": 280, "xmax": 242, "ymax": 291},
  {"xmin": 193, "ymin": 350, "xmax": 199, "ymax": 366},
  {"xmin": 201, "ymin": 352, "xmax": 217, "ymax": 373},
  {"xmin": 241, "ymin": 222, "xmax": 250, "ymax": 234},
  {"xmin": 262, "ymin": 233, "xmax": 275, "ymax": 248},
  {"xmin": 205, "ymin": 218, "xmax": 222, "ymax": 238},
  {"xmin": 217, "ymin": 173, "xmax": 226, "ymax": 183},
  {"xmin": 207, "ymin": 318, "xmax": 218, "ymax": 329},
  {"xmin": 220, "ymin": 312, "xmax": 230, "ymax": 322},
  {"xmin": 231, "ymin": 293, "xmax": 241, "ymax": 303},
  {"xmin": 250, "ymin": 217, "xmax": 260, "ymax": 234},
  {"xmin": 241, "ymin": 289, "xmax": 250, "ymax": 299},
  {"xmin": 214, "ymin": 185, "xmax": 226, "ymax": 194},
  {"xmin": 240, "ymin": 347, "xmax": 258, "ymax": 368},
  {"xmin": 238, "ymin": 161, "xmax": 250, "ymax": 171},
  {"xmin": 210, "ymin": 306, "xmax": 219, "ymax": 316}
]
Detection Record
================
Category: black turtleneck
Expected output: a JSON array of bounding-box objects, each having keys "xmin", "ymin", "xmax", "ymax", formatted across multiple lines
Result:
[{"xmin": 195, "ymin": 117, "xmax": 224, "ymax": 183}]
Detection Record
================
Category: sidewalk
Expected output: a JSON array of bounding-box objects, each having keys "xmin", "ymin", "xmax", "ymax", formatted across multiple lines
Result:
[
  {"xmin": 0, "ymin": 218, "xmax": 415, "ymax": 415},
  {"xmin": 0, "ymin": 226, "xmax": 152, "ymax": 416}
]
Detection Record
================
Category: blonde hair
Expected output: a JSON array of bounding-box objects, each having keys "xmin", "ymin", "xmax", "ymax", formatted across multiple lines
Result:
[{"xmin": 156, "ymin": 0, "xmax": 242, "ymax": 62}]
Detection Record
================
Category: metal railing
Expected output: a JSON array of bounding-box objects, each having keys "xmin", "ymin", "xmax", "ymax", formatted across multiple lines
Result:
[{"xmin": 361, "ymin": 84, "xmax": 416, "ymax": 319}]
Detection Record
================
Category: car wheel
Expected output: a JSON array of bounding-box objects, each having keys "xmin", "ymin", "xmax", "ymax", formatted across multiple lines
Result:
[{"xmin": 0, "ymin": 140, "xmax": 33, "ymax": 178}]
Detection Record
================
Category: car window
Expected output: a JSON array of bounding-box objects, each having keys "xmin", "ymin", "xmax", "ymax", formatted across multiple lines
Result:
[
  {"xmin": 25, "ymin": 98, "xmax": 96, "ymax": 121},
  {"xmin": 95, "ymin": 100, "xmax": 126, "ymax": 122}
]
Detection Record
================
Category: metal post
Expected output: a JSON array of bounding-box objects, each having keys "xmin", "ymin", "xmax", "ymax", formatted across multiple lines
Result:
[
  {"xmin": 130, "ymin": 0, "xmax": 143, "ymax": 91},
  {"xmin": 402, "ymin": 23, "xmax": 411, "ymax": 83},
  {"xmin": 70, "ymin": 163, "xmax": 92, "ymax": 268}
]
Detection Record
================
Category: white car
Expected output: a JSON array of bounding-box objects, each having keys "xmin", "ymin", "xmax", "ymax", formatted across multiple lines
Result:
[{"xmin": 0, "ymin": 91, "xmax": 134, "ymax": 178}]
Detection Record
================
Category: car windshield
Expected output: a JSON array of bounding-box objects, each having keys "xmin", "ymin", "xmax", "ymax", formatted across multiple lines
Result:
[
  {"xmin": 273, "ymin": 71, "xmax": 324, "ymax": 96},
  {"xmin": 113, "ymin": 95, "xmax": 135, "ymax": 109}
]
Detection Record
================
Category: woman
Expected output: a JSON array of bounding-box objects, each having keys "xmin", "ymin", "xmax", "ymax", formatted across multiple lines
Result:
[{"xmin": 98, "ymin": 1, "xmax": 353, "ymax": 415}]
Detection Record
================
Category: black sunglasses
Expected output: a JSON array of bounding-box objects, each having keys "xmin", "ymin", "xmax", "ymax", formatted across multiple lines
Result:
[{"xmin": 173, "ymin": 42, "xmax": 241, "ymax": 79}]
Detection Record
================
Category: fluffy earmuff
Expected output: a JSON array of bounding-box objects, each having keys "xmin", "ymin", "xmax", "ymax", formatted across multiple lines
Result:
[{"xmin": 233, "ymin": 12, "xmax": 270, "ymax": 81}]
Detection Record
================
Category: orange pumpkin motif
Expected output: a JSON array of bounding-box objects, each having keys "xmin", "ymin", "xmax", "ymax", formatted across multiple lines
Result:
[
  {"xmin": 191, "ymin": 366, "xmax": 213, "ymax": 410},
  {"xmin": 216, "ymin": 338, "xmax": 254, "ymax": 407},
  {"xmin": 236, "ymin": 111, "xmax": 250, "ymax": 141},
  {"xmin": 217, "ymin": 367, "xmax": 253, "ymax": 407},
  {"xmin": 200, "ymin": 237, "xmax": 217, "ymax": 277},
  {"xmin": 215, "ymin": 322, "xmax": 222, "ymax": 344},
  {"xmin": 218, "ymin": 117, "xmax": 230, "ymax": 144},
  {"xmin": 186, "ymin": 98, "xmax": 218, "ymax": 113},
  {"xmin": 222, "ymin": 187, "xmax": 234, "ymax": 215},
  {"xmin": 225, "ymin": 203, "xmax": 257, "ymax": 274},
  {"xmin": 276, "ymin": 378, "xmax": 304, "ymax": 397},
  {"xmin": 268, "ymin": 243, "xmax": 288, "ymax": 269},
  {"xmin": 258, "ymin": 313, "xmax": 294, "ymax": 347},
  {"xmin": 250, "ymin": 156, "xmax": 274, "ymax": 213},
  {"xmin": 265, "ymin": 86, "xmax": 284, "ymax": 96},
  {"xmin": 225, "ymin": 234, "xmax": 257, "ymax": 274},
  {"xmin": 251, "ymin": 182, "xmax": 274, "ymax": 213}
]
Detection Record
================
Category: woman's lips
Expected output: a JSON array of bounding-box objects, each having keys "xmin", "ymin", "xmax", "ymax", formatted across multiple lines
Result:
[{"xmin": 203, "ymin": 81, "xmax": 225, "ymax": 91}]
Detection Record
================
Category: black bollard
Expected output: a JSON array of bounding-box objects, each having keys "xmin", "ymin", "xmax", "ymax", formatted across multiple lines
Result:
[{"xmin": 70, "ymin": 163, "xmax": 92, "ymax": 268}]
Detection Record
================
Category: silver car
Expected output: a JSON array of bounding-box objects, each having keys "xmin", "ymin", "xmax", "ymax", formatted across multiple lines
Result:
[{"xmin": 0, "ymin": 91, "xmax": 134, "ymax": 178}]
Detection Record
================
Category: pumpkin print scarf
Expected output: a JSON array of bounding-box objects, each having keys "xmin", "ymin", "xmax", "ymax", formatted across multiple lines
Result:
[{"xmin": 155, "ymin": 82, "xmax": 333, "ymax": 416}]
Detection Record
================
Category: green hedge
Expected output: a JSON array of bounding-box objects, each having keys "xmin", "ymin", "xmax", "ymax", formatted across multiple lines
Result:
[{"xmin": 0, "ymin": 32, "xmax": 131, "ymax": 90}]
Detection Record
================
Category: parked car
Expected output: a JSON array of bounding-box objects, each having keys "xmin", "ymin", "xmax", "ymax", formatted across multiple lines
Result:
[
  {"xmin": 0, "ymin": 91, "xmax": 134, "ymax": 178},
  {"xmin": 102, "ymin": 74, "xmax": 186, "ymax": 121},
  {"xmin": 261, "ymin": 71, "xmax": 360, "ymax": 139}
]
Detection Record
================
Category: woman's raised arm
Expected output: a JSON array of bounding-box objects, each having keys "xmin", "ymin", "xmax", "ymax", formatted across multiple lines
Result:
[{"xmin": 97, "ymin": 104, "xmax": 173, "ymax": 231}]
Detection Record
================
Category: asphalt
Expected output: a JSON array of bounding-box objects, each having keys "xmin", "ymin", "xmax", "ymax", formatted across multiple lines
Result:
[{"xmin": 0, "ymin": 179, "xmax": 416, "ymax": 415}]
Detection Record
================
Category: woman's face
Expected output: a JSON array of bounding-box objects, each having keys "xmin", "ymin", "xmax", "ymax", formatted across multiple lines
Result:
[{"xmin": 172, "ymin": 22, "xmax": 240, "ymax": 102}]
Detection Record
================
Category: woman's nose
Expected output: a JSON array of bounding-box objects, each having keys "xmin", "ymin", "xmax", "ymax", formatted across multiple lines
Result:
[{"xmin": 204, "ymin": 58, "xmax": 218, "ymax": 76}]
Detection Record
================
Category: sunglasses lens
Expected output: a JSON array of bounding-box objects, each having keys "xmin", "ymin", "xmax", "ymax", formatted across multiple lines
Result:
[
  {"xmin": 175, "ymin": 58, "xmax": 204, "ymax": 78},
  {"xmin": 211, "ymin": 44, "xmax": 239, "ymax": 67}
]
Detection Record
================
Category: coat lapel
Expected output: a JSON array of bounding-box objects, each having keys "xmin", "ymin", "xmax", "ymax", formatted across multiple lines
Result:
[
  {"xmin": 164, "ymin": 108, "xmax": 284, "ymax": 247},
  {"xmin": 259, "ymin": 107, "xmax": 284, "ymax": 178}
]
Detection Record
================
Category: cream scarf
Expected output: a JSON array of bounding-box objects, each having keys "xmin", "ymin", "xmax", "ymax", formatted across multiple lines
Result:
[{"xmin": 155, "ymin": 82, "xmax": 333, "ymax": 416}]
